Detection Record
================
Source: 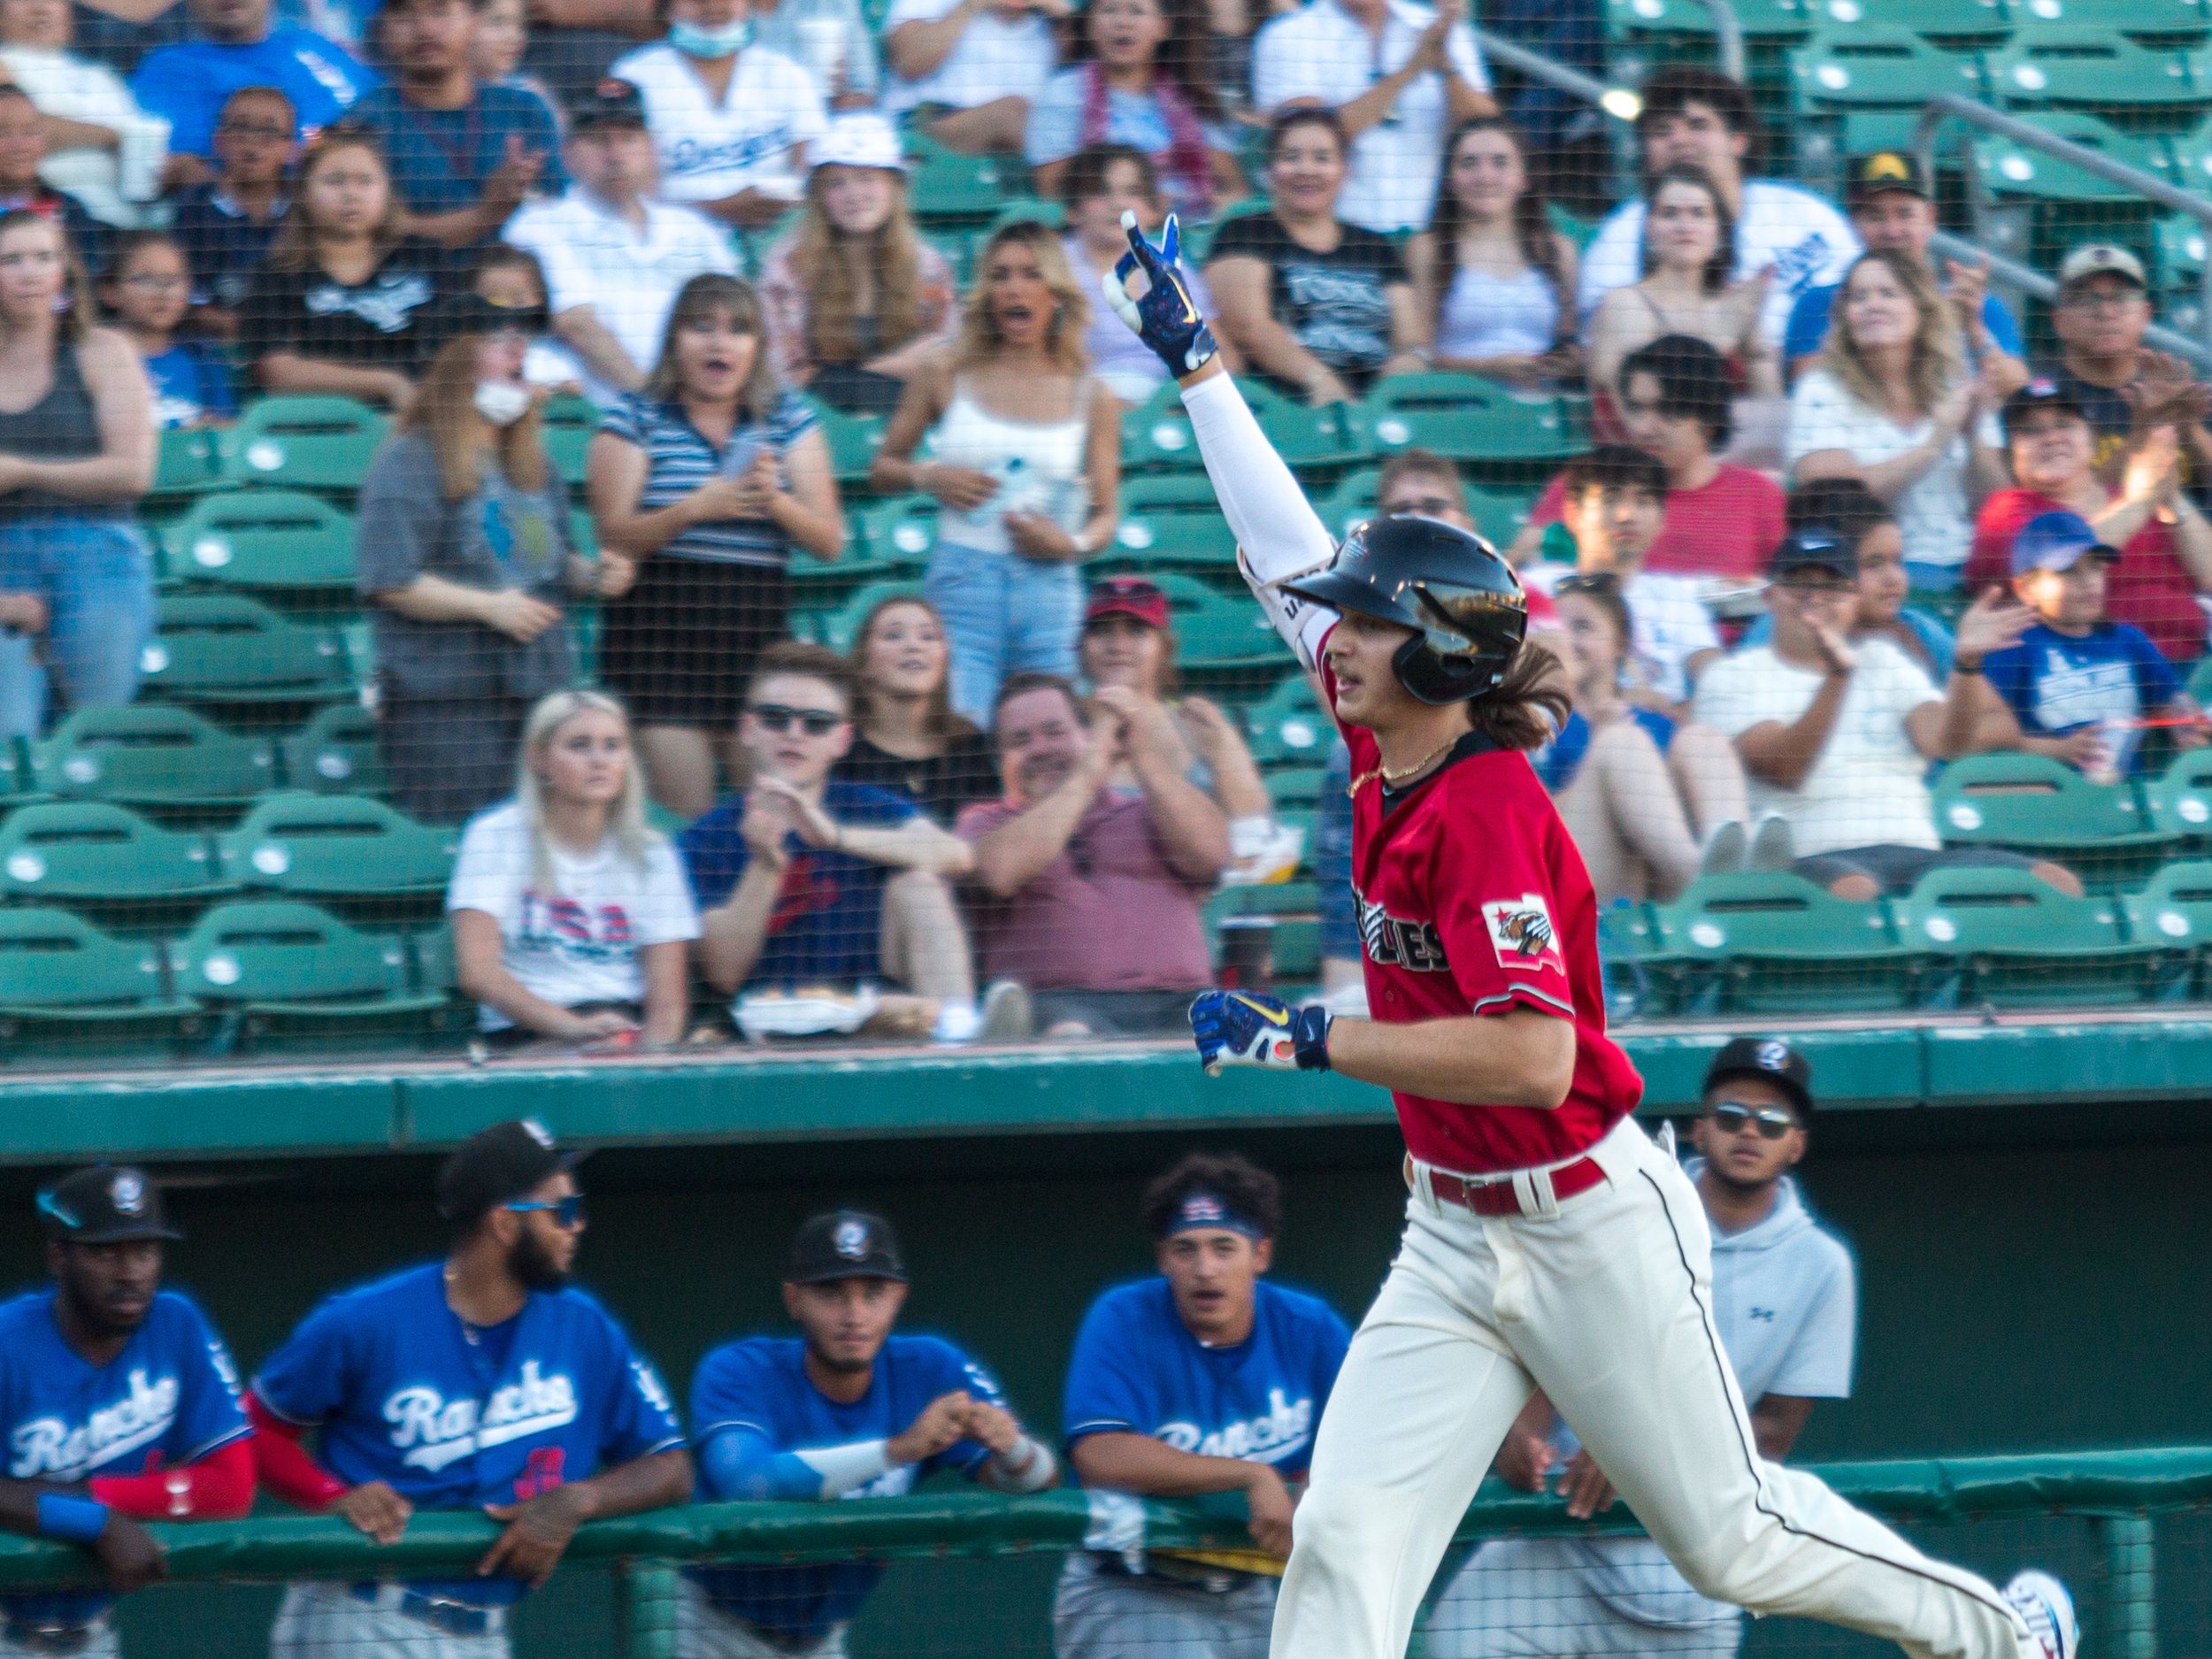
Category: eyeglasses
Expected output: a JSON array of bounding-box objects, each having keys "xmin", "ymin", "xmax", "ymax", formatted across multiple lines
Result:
[
  {"xmin": 1557, "ymin": 572, "xmax": 1624, "ymax": 595},
  {"xmin": 748, "ymin": 703, "xmax": 845, "ymax": 736},
  {"xmin": 505, "ymin": 1194, "xmax": 586, "ymax": 1228},
  {"xmin": 2060, "ymin": 288, "xmax": 2144, "ymax": 312},
  {"xmin": 1706, "ymin": 1102, "xmax": 1798, "ymax": 1139},
  {"xmin": 217, "ymin": 120, "xmax": 292, "ymax": 142},
  {"xmin": 120, "ymin": 273, "xmax": 188, "ymax": 295}
]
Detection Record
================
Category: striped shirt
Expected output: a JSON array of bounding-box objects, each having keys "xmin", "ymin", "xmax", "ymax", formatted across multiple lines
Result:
[{"xmin": 598, "ymin": 390, "xmax": 818, "ymax": 568}]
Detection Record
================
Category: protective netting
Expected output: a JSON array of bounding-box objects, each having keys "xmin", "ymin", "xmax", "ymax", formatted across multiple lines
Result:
[{"xmin": 4, "ymin": 0, "xmax": 2212, "ymax": 1070}]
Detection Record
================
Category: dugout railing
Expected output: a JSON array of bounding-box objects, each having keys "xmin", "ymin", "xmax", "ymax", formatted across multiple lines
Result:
[{"xmin": 4, "ymin": 1446, "xmax": 2204, "ymax": 1658}]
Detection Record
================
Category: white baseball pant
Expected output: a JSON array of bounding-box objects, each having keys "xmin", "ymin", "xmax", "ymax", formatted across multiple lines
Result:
[
  {"xmin": 670, "ymin": 1573, "xmax": 849, "ymax": 1659},
  {"xmin": 1271, "ymin": 1117, "xmax": 2031, "ymax": 1659},
  {"xmin": 0, "ymin": 1611, "xmax": 117, "ymax": 1659},
  {"xmin": 268, "ymin": 1580, "xmax": 509, "ymax": 1659}
]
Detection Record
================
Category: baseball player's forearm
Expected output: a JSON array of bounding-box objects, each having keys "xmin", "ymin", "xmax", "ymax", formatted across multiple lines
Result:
[
  {"xmin": 559, "ymin": 1447, "xmax": 693, "ymax": 1522},
  {"xmin": 976, "ymin": 1435, "xmax": 1057, "ymax": 1494},
  {"xmin": 1749, "ymin": 1395, "xmax": 1816, "ymax": 1461},
  {"xmin": 1327, "ymin": 1007, "xmax": 1576, "ymax": 1109},
  {"xmin": 1069, "ymin": 1431, "xmax": 1275, "ymax": 1499},
  {"xmin": 88, "ymin": 1438, "xmax": 255, "ymax": 1520},
  {"xmin": 701, "ymin": 1428, "xmax": 886, "ymax": 1502},
  {"xmin": 245, "ymin": 1398, "xmax": 348, "ymax": 1509}
]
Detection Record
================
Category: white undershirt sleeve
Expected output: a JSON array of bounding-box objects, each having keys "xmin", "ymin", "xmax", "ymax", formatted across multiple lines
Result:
[
  {"xmin": 794, "ymin": 1439, "xmax": 895, "ymax": 1496},
  {"xmin": 1180, "ymin": 371, "xmax": 1340, "ymax": 670}
]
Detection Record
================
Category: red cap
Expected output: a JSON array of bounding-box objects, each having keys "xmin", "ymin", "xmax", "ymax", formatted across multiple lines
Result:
[{"xmin": 1086, "ymin": 575, "xmax": 1170, "ymax": 630}]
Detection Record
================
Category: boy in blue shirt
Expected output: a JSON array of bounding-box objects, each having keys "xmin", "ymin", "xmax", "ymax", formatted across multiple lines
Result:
[
  {"xmin": 680, "ymin": 1210, "xmax": 1056, "ymax": 1659},
  {"xmin": 1976, "ymin": 509, "xmax": 2208, "ymax": 778},
  {"xmin": 131, "ymin": 0, "xmax": 376, "ymax": 161},
  {"xmin": 170, "ymin": 86, "xmax": 293, "ymax": 337},
  {"xmin": 680, "ymin": 641, "xmax": 1022, "ymax": 1043},
  {"xmin": 1056, "ymin": 1154, "xmax": 1352, "ymax": 1659},
  {"xmin": 350, "ymin": 0, "xmax": 563, "ymax": 250}
]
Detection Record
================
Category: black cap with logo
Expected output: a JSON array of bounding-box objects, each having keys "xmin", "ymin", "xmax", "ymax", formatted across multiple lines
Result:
[
  {"xmin": 1846, "ymin": 150, "xmax": 1932, "ymax": 204},
  {"xmin": 567, "ymin": 77, "xmax": 647, "ymax": 133},
  {"xmin": 436, "ymin": 1118, "xmax": 584, "ymax": 1224},
  {"xmin": 39, "ymin": 1166, "xmax": 182, "ymax": 1244},
  {"xmin": 786, "ymin": 1210, "xmax": 908, "ymax": 1285},
  {"xmin": 1702, "ymin": 1036, "xmax": 1815, "ymax": 1117},
  {"xmin": 1769, "ymin": 526, "xmax": 1855, "ymax": 583}
]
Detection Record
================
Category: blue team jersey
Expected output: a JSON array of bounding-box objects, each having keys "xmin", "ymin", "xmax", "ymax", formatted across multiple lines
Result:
[
  {"xmin": 1063, "ymin": 1278, "xmax": 1350, "ymax": 1478},
  {"xmin": 1982, "ymin": 620, "xmax": 2181, "ymax": 777},
  {"xmin": 143, "ymin": 342, "xmax": 237, "ymax": 428},
  {"xmin": 687, "ymin": 1333, "xmax": 1007, "ymax": 1637},
  {"xmin": 252, "ymin": 1263, "xmax": 683, "ymax": 1606},
  {"xmin": 0, "ymin": 1287, "xmax": 249, "ymax": 1627},
  {"xmin": 349, "ymin": 81, "xmax": 567, "ymax": 224},
  {"xmin": 130, "ymin": 28, "xmax": 379, "ymax": 157}
]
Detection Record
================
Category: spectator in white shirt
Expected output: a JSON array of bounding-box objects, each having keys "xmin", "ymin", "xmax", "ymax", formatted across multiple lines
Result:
[
  {"xmin": 1692, "ymin": 529, "xmax": 2065, "ymax": 901},
  {"xmin": 1786, "ymin": 247, "xmax": 2002, "ymax": 593},
  {"xmin": 882, "ymin": 0, "xmax": 1061, "ymax": 157},
  {"xmin": 0, "ymin": 0, "xmax": 173, "ymax": 227},
  {"xmin": 1249, "ymin": 0, "xmax": 1493, "ymax": 234},
  {"xmin": 448, "ymin": 689, "xmax": 701, "ymax": 1048},
  {"xmin": 1578, "ymin": 65, "xmax": 1857, "ymax": 354},
  {"xmin": 503, "ymin": 75, "xmax": 740, "ymax": 403},
  {"xmin": 611, "ymin": 0, "xmax": 826, "ymax": 229}
]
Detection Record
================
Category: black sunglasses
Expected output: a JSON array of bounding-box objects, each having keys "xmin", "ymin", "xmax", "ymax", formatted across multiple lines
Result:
[
  {"xmin": 1706, "ymin": 1102, "xmax": 1798, "ymax": 1140},
  {"xmin": 748, "ymin": 703, "xmax": 845, "ymax": 736},
  {"xmin": 505, "ymin": 1194, "xmax": 586, "ymax": 1228}
]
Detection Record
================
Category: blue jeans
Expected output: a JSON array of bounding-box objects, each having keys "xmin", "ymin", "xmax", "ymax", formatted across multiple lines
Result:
[
  {"xmin": 925, "ymin": 541, "xmax": 1083, "ymax": 726},
  {"xmin": 0, "ymin": 515, "xmax": 156, "ymax": 739}
]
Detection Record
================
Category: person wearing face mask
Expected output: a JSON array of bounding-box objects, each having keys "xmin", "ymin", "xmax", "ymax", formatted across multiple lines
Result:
[
  {"xmin": 611, "ymin": 0, "xmax": 825, "ymax": 231},
  {"xmin": 756, "ymin": 112, "xmax": 959, "ymax": 415},
  {"xmin": 357, "ymin": 298, "xmax": 625, "ymax": 824}
]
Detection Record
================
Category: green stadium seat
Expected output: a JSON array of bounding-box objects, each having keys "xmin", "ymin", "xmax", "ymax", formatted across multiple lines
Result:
[
  {"xmin": 792, "ymin": 497, "xmax": 934, "ymax": 607},
  {"xmin": 1363, "ymin": 374, "xmax": 1586, "ymax": 467},
  {"xmin": 1985, "ymin": 28, "xmax": 2212, "ymax": 132},
  {"xmin": 1255, "ymin": 394, "xmax": 1374, "ymax": 473},
  {"xmin": 0, "ymin": 802, "xmax": 233, "ymax": 927},
  {"xmin": 1892, "ymin": 863, "xmax": 2154, "ymax": 1007},
  {"xmin": 1142, "ymin": 572, "xmax": 1286, "ymax": 672},
  {"xmin": 1204, "ymin": 881, "xmax": 1322, "ymax": 985},
  {"xmin": 280, "ymin": 704, "xmax": 385, "ymax": 796},
  {"xmin": 986, "ymin": 198, "xmax": 1064, "ymax": 235},
  {"xmin": 1595, "ymin": 901, "xmax": 1663, "ymax": 1019},
  {"xmin": 808, "ymin": 401, "xmax": 886, "ymax": 485},
  {"xmin": 2143, "ymin": 743, "xmax": 2212, "ymax": 844},
  {"xmin": 1313, "ymin": 468, "xmax": 1539, "ymax": 546},
  {"xmin": 152, "ymin": 426, "xmax": 220, "ymax": 497},
  {"xmin": 2120, "ymin": 857, "xmax": 2212, "ymax": 997},
  {"xmin": 1120, "ymin": 380, "xmax": 1207, "ymax": 471},
  {"xmin": 31, "ymin": 707, "xmax": 279, "ymax": 814},
  {"xmin": 538, "ymin": 394, "xmax": 599, "ymax": 487},
  {"xmin": 1789, "ymin": 27, "xmax": 1986, "ymax": 154},
  {"xmin": 142, "ymin": 595, "xmax": 355, "ymax": 707},
  {"xmin": 1800, "ymin": 0, "xmax": 2011, "ymax": 50},
  {"xmin": 1240, "ymin": 677, "xmax": 1333, "ymax": 767},
  {"xmin": 1102, "ymin": 472, "xmax": 1238, "ymax": 579},
  {"xmin": 1649, "ymin": 872, "xmax": 1918, "ymax": 1015},
  {"xmin": 159, "ymin": 488, "xmax": 356, "ymax": 596},
  {"xmin": 216, "ymin": 792, "xmax": 457, "ymax": 920},
  {"xmin": 216, "ymin": 396, "xmax": 390, "ymax": 492},
  {"xmin": 1266, "ymin": 765, "xmax": 1325, "ymax": 807},
  {"xmin": 904, "ymin": 135, "xmax": 1027, "ymax": 224},
  {"xmin": 2016, "ymin": 0, "xmax": 2211, "ymax": 42},
  {"xmin": 1932, "ymin": 750, "xmax": 2177, "ymax": 883},
  {"xmin": 0, "ymin": 908, "xmax": 199, "ymax": 1054},
  {"xmin": 172, "ymin": 898, "xmax": 458, "ymax": 1048}
]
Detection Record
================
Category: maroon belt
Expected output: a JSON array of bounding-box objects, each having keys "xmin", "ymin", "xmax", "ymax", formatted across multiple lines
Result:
[{"xmin": 1407, "ymin": 1155, "xmax": 1609, "ymax": 1217}]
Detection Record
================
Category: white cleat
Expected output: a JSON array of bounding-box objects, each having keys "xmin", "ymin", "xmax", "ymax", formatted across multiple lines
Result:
[{"xmin": 2005, "ymin": 1570, "xmax": 2080, "ymax": 1659}]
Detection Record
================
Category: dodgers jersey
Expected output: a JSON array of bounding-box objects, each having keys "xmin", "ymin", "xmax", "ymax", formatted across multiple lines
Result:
[
  {"xmin": 687, "ymin": 1333, "xmax": 1009, "ymax": 1638},
  {"xmin": 0, "ymin": 1288, "xmax": 249, "ymax": 1626},
  {"xmin": 1064, "ymin": 1279, "xmax": 1349, "ymax": 1477},
  {"xmin": 1331, "ymin": 663, "xmax": 1644, "ymax": 1175},
  {"xmin": 253, "ymin": 1263, "xmax": 683, "ymax": 1606}
]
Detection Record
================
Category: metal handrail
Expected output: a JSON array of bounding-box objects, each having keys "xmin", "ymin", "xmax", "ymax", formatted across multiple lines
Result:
[
  {"xmin": 1688, "ymin": 0, "xmax": 1747, "ymax": 81},
  {"xmin": 1913, "ymin": 90, "xmax": 2212, "ymax": 345},
  {"xmin": 1471, "ymin": 27, "xmax": 1645, "ymax": 122}
]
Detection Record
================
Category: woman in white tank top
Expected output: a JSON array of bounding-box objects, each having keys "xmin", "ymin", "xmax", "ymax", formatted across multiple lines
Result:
[
  {"xmin": 1404, "ymin": 119, "xmax": 1582, "ymax": 392},
  {"xmin": 872, "ymin": 221, "xmax": 1121, "ymax": 725}
]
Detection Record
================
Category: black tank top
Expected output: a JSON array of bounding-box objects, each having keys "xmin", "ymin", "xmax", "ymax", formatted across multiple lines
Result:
[{"xmin": 0, "ymin": 341, "xmax": 121, "ymax": 522}]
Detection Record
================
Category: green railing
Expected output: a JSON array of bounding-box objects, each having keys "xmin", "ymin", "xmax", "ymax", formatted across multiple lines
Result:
[{"xmin": 6, "ymin": 1448, "xmax": 2208, "ymax": 1658}]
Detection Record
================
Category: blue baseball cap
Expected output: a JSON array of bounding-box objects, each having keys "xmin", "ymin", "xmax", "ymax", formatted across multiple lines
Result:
[{"xmin": 2010, "ymin": 510, "xmax": 2117, "ymax": 577}]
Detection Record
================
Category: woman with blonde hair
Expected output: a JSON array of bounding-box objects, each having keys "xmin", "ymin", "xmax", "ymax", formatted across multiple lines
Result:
[
  {"xmin": 588, "ymin": 270, "xmax": 845, "ymax": 816},
  {"xmin": 447, "ymin": 689, "xmax": 701, "ymax": 1049},
  {"xmin": 0, "ymin": 208, "xmax": 154, "ymax": 739},
  {"xmin": 358, "ymin": 304, "xmax": 615, "ymax": 823},
  {"xmin": 238, "ymin": 127, "xmax": 451, "ymax": 412},
  {"xmin": 756, "ymin": 112, "xmax": 959, "ymax": 414},
  {"xmin": 835, "ymin": 592, "xmax": 1000, "ymax": 824},
  {"xmin": 871, "ymin": 219, "xmax": 1120, "ymax": 722},
  {"xmin": 1787, "ymin": 246, "xmax": 2002, "ymax": 590}
]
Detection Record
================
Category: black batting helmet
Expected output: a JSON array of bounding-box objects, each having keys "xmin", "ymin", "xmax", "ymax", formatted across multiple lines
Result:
[{"xmin": 1279, "ymin": 514, "xmax": 1528, "ymax": 705}]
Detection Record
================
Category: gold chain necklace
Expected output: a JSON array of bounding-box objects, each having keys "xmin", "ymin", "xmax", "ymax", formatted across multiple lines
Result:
[{"xmin": 1348, "ymin": 733, "xmax": 1462, "ymax": 797}]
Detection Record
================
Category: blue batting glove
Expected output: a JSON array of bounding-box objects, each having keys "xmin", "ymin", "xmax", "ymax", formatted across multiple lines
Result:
[
  {"xmin": 1188, "ymin": 989, "xmax": 1333, "ymax": 1076},
  {"xmin": 1100, "ymin": 211, "xmax": 1219, "ymax": 378}
]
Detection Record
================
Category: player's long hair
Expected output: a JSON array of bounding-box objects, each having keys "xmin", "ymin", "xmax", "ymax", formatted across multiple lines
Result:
[
  {"xmin": 514, "ymin": 690, "xmax": 659, "ymax": 894},
  {"xmin": 1466, "ymin": 643, "xmax": 1573, "ymax": 753}
]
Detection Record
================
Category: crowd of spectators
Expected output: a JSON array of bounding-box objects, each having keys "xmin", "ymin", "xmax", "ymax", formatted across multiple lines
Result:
[{"xmin": 0, "ymin": 0, "xmax": 2208, "ymax": 1048}]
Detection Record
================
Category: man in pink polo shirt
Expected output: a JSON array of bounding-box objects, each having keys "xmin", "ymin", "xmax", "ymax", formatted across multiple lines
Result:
[{"xmin": 957, "ymin": 672, "xmax": 1229, "ymax": 1039}]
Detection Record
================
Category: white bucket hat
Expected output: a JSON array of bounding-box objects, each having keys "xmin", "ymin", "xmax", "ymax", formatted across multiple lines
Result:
[{"xmin": 811, "ymin": 112, "xmax": 907, "ymax": 174}]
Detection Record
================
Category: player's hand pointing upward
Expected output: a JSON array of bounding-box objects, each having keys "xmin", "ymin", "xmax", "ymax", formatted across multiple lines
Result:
[{"xmin": 1099, "ymin": 211, "xmax": 1218, "ymax": 378}]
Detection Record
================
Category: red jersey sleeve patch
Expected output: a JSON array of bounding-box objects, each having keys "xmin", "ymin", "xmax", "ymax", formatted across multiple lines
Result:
[{"xmin": 1481, "ymin": 894, "xmax": 1566, "ymax": 977}]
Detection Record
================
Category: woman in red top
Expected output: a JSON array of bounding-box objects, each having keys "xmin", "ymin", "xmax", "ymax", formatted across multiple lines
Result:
[
  {"xmin": 1105, "ymin": 213, "xmax": 2077, "ymax": 1659},
  {"xmin": 1967, "ymin": 377, "xmax": 2212, "ymax": 662}
]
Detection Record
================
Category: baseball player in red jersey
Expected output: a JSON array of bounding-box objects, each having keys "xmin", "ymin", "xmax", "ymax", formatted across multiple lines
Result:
[{"xmin": 1099, "ymin": 214, "xmax": 2080, "ymax": 1659}]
